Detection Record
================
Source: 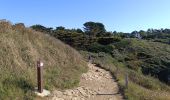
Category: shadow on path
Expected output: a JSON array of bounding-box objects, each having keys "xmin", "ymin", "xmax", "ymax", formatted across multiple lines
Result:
[{"xmin": 96, "ymin": 92, "xmax": 119, "ymax": 96}]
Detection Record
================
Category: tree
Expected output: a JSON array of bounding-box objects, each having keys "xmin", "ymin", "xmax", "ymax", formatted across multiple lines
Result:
[
  {"xmin": 83, "ymin": 21, "xmax": 106, "ymax": 37},
  {"xmin": 13, "ymin": 23, "xmax": 25, "ymax": 30},
  {"xmin": 56, "ymin": 26, "xmax": 65, "ymax": 30},
  {"xmin": 76, "ymin": 28, "xmax": 83, "ymax": 33},
  {"xmin": 31, "ymin": 24, "xmax": 53, "ymax": 34},
  {"xmin": 131, "ymin": 31, "xmax": 138, "ymax": 38},
  {"xmin": 139, "ymin": 30, "xmax": 147, "ymax": 38}
]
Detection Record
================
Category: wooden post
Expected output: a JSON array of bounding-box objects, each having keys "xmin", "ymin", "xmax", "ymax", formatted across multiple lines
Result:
[
  {"xmin": 88, "ymin": 55, "xmax": 92, "ymax": 63},
  {"xmin": 115, "ymin": 67, "xmax": 118, "ymax": 77},
  {"xmin": 37, "ymin": 60, "xmax": 44, "ymax": 93},
  {"xmin": 125, "ymin": 73, "xmax": 128, "ymax": 89},
  {"xmin": 168, "ymin": 75, "xmax": 170, "ymax": 85}
]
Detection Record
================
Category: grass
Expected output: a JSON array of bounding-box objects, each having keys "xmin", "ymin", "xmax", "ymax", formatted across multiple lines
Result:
[{"xmin": 0, "ymin": 21, "xmax": 88, "ymax": 99}]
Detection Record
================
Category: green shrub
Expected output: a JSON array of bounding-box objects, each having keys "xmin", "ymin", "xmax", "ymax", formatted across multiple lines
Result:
[
  {"xmin": 97, "ymin": 37, "xmax": 115, "ymax": 45},
  {"xmin": 88, "ymin": 43, "xmax": 113, "ymax": 53}
]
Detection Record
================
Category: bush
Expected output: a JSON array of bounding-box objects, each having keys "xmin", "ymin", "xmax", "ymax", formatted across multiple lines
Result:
[
  {"xmin": 88, "ymin": 43, "xmax": 113, "ymax": 53},
  {"xmin": 97, "ymin": 37, "xmax": 115, "ymax": 45}
]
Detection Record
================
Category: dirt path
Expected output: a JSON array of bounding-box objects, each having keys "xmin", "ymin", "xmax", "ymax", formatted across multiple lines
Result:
[{"xmin": 49, "ymin": 63, "xmax": 123, "ymax": 100}]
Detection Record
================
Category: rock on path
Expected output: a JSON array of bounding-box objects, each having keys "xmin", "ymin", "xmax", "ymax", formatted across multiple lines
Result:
[{"xmin": 49, "ymin": 63, "xmax": 123, "ymax": 100}]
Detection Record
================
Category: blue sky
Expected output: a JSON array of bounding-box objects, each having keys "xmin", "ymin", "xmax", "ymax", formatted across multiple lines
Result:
[{"xmin": 0, "ymin": 0, "xmax": 170, "ymax": 32}]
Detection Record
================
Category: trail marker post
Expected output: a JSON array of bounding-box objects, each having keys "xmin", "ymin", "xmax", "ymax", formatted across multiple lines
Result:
[
  {"xmin": 115, "ymin": 67, "xmax": 118, "ymax": 77},
  {"xmin": 88, "ymin": 55, "xmax": 92, "ymax": 63},
  {"xmin": 34, "ymin": 60, "xmax": 50, "ymax": 97},
  {"xmin": 37, "ymin": 60, "xmax": 44, "ymax": 93},
  {"xmin": 125, "ymin": 73, "xmax": 128, "ymax": 89},
  {"xmin": 168, "ymin": 75, "xmax": 170, "ymax": 85}
]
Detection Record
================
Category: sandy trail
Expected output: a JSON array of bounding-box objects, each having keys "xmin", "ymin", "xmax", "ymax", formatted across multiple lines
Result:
[{"xmin": 49, "ymin": 63, "xmax": 123, "ymax": 100}]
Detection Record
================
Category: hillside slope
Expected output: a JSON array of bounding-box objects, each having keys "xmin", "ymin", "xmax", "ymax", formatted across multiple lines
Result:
[
  {"xmin": 0, "ymin": 21, "xmax": 87, "ymax": 99},
  {"xmin": 80, "ymin": 38, "xmax": 170, "ymax": 100},
  {"xmin": 113, "ymin": 39, "xmax": 170, "ymax": 82}
]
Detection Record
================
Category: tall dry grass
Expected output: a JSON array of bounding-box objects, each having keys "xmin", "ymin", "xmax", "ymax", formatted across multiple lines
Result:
[{"xmin": 0, "ymin": 20, "xmax": 88, "ymax": 99}]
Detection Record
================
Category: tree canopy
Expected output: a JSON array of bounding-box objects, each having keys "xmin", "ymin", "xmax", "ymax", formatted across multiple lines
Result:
[{"xmin": 83, "ymin": 22, "xmax": 106, "ymax": 37}]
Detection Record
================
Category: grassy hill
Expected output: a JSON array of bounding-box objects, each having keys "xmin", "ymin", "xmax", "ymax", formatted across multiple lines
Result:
[
  {"xmin": 0, "ymin": 21, "xmax": 87, "ymax": 99},
  {"xmin": 113, "ymin": 39, "xmax": 170, "ymax": 81},
  {"xmin": 80, "ymin": 38, "xmax": 170, "ymax": 100},
  {"xmin": 112, "ymin": 39, "xmax": 170, "ymax": 99},
  {"xmin": 30, "ymin": 21, "xmax": 170, "ymax": 99}
]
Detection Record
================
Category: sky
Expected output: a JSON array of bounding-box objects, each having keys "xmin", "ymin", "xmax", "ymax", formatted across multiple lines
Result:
[{"xmin": 0, "ymin": 0, "xmax": 170, "ymax": 33}]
